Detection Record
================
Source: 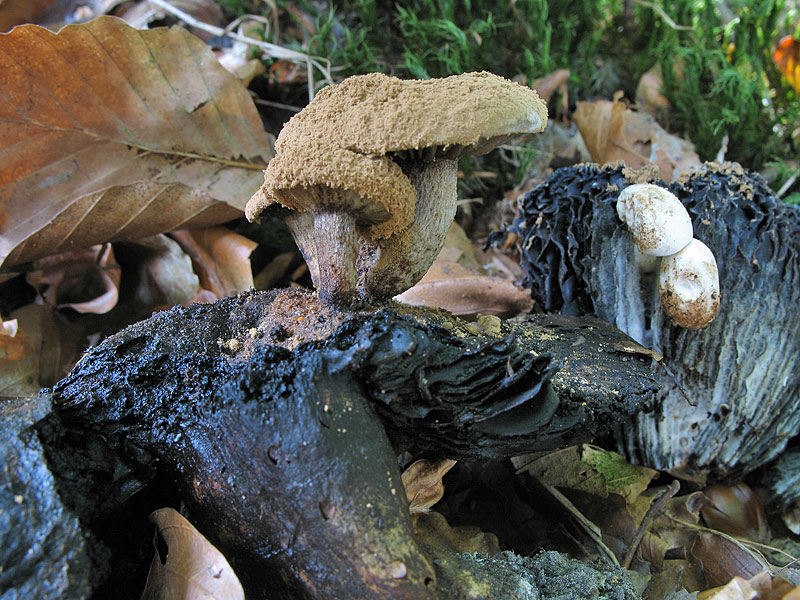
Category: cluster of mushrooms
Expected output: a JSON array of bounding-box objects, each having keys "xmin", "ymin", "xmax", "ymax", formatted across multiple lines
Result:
[
  {"xmin": 617, "ymin": 184, "xmax": 720, "ymax": 329},
  {"xmin": 246, "ymin": 70, "xmax": 719, "ymax": 332},
  {"xmin": 245, "ymin": 72, "xmax": 548, "ymax": 304}
]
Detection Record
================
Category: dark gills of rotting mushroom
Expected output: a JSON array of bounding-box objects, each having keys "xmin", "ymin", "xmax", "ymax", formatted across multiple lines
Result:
[{"xmin": 361, "ymin": 158, "xmax": 458, "ymax": 300}]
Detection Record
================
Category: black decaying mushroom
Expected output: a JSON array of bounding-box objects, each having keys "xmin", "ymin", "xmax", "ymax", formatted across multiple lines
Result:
[
  {"xmin": 4, "ymin": 290, "xmax": 657, "ymax": 599},
  {"xmin": 506, "ymin": 162, "xmax": 800, "ymax": 480},
  {"xmin": 246, "ymin": 72, "xmax": 547, "ymax": 304}
]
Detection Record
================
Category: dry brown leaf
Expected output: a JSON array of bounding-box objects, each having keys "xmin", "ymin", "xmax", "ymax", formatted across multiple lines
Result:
[
  {"xmin": 170, "ymin": 227, "xmax": 257, "ymax": 299},
  {"xmin": 694, "ymin": 570, "xmax": 800, "ymax": 600},
  {"xmin": 401, "ymin": 458, "xmax": 457, "ymax": 513},
  {"xmin": 0, "ymin": 17, "xmax": 273, "ymax": 271},
  {"xmin": 697, "ymin": 573, "xmax": 766, "ymax": 600},
  {"xmin": 514, "ymin": 445, "xmax": 609, "ymax": 498},
  {"xmin": 532, "ymin": 69, "xmax": 571, "ymax": 103},
  {"xmin": 140, "ymin": 507, "xmax": 243, "ymax": 600},
  {"xmin": 413, "ymin": 511, "xmax": 501, "ymax": 556},
  {"xmin": 0, "ymin": 303, "xmax": 84, "ymax": 395},
  {"xmin": 0, "ymin": 0, "xmax": 58, "ymax": 32},
  {"xmin": 702, "ymin": 483, "xmax": 771, "ymax": 544},
  {"xmin": 692, "ymin": 532, "xmax": 767, "ymax": 589},
  {"xmin": 118, "ymin": 0, "xmax": 223, "ymax": 34},
  {"xmin": 395, "ymin": 261, "xmax": 533, "ymax": 318},
  {"xmin": 640, "ymin": 491, "xmax": 707, "ymax": 569},
  {"xmin": 119, "ymin": 234, "xmax": 201, "ymax": 309},
  {"xmin": 636, "ymin": 64, "xmax": 671, "ymax": 113},
  {"xmin": 26, "ymin": 243, "xmax": 121, "ymax": 314},
  {"xmin": 437, "ymin": 222, "xmax": 482, "ymax": 270},
  {"xmin": 573, "ymin": 95, "xmax": 701, "ymax": 182},
  {"xmin": 253, "ymin": 251, "xmax": 296, "ymax": 290}
]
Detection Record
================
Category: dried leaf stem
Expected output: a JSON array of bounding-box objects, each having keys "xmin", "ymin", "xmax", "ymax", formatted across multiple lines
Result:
[
  {"xmin": 148, "ymin": 0, "xmax": 333, "ymax": 101},
  {"xmin": 532, "ymin": 474, "xmax": 621, "ymax": 567},
  {"xmin": 622, "ymin": 479, "xmax": 680, "ymax": 569}
]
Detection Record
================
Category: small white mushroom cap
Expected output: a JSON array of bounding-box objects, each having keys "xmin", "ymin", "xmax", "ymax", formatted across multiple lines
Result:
[
  {"xmin": 658, "ymin": 239, "xmax": 720, "ymax": 329},
  {"xmin": 617, "ymin": 184, "xmax": 693, "ymax": 256}
]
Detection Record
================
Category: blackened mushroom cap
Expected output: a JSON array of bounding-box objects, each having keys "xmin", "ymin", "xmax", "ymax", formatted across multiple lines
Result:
[{"xmin": 276, "ymin": 71, "xmax": 548, "ymax": 159}]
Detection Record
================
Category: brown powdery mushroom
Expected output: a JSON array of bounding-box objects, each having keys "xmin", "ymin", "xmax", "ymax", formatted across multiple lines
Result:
[
  {"xmin": 245, "ymin": 137, "xmax": 416, "ymax": 303},
  {"xmin": 246, "ymin": 71, "xmax": 547, "ymax": 304}
]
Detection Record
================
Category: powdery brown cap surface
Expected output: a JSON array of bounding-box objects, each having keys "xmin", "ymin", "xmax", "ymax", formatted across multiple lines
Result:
[
  {"xmin": 245, "ymin": 137, "xmax": 416, "ymax": 240},
  {"xmin": 275, "ymin": 71, "xmax": 548, "ymax": 156}
]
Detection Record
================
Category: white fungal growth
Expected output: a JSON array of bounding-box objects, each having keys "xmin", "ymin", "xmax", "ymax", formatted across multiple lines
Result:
[
  {"xmin": 658, "ymin": 239, "xmax": 720, "ymax": 329},
  {"xmin": 617, "ymin": 184, "xmax": 693, "ymax": 256}
]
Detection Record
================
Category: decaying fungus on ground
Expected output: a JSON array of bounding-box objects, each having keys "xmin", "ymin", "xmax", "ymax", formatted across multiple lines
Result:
[
  {"xmin": 616, "ymin": 183, "xmax": 720, "ymax": 329},
  {"xmin": 2, "ymin": 291, "xmax": 658, "ymax": 599},
  {"xmin": 246, "ymin": 71, "xmax": 548, "ymax": 304},
  {"xmin": 506, "ymin": 162, "xmax": 800, "ymax": 479}
]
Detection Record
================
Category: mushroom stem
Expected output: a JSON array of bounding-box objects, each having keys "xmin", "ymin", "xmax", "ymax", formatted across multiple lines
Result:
[
  {"xmin": 287, "ymin": 210, "xmax": 358, "ymax": 304},
  {"xmin": 361, "ymin": 159, "xmax": 458, "ymax": 300},
  {"xmin": 284, "ymin": 211, "xmax": 320, "ymax": 287}
]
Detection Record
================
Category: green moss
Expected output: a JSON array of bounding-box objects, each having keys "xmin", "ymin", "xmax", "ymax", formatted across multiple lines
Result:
[{"xmin": 256, "ymin": 0, "xmax": 797, "ymax": 194}]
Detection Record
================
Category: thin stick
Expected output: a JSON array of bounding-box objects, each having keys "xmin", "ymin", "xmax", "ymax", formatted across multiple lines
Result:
[
  {"xmin": 777, "ymin": 173, "xmax": 798, "ymax": 198},
  {"xmin": 633, "ymin": 0, "xmax": 694, "ymax": 31},
  {"xmin": 532, "ymin": 474, "xmax": 621, "ymax": 567},
  {"xmin": 253, "ymin": 98, "xmax": 302, "ymax": 112},
  {"xmin": 622, "ymin": 480, "xmax": 680, "ymax": 568},
  {"xmin": 147, "ymin": 0, "xmax": 332, "ymax": 99}
]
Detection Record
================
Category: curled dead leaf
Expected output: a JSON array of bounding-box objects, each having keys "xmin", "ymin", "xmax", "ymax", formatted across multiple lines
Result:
[
  {"xmin": 413, "ymin": 511, "xmax": 501, "ymax": 556},
  {"xmin": 401, "ymin": 458, "xmax": 457, "ymax": 514},
  {"xmin": 702, "ymin": 483, "xmax": 770, "ymax": 543},
  {"xmin": 140, "ymin": 507, "xmax": 244, "ymax": 600},
  {"xmin": 697, "ymin": 570, "xmax": 800, "ymax": 600},
  {"xmin": 692, "ymin": 532, "xmax": 767, "ymax": 589},
  {"xmin": 170, "ymin": 227, "xmax": 257, "ymax": 299},
  {"xmin": 119, "ymin": 235, "xmax": 201, "ymax": 310},
  {"xmin": 26, "ymin": 244, "xmax": 121, "ymax": 314}
]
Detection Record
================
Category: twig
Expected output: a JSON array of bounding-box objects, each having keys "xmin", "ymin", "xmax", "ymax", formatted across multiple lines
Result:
[
  {"xmin": 532, "ymin": 474, "xmax": 621, "ymax": 567},
  {"xmin": 147, "ymin": 0, "xmax": 332, "ymax": 101},
  {"xmin": 777, "ymin": 173, "xmax": 798, "ymax": 198},
  {"xmin": 658, "ymin": 361, "xmax": 696, "ymax": 407},
  {"xmin": 633, "ymin": 0, "xmax": 694, "ymax": 31},
  {"xmin": 622, "ymin": 480, "xmax": 680, "ymax": 569},
  {"xmin": 253, "ymin": 98, "xmax": 302, "ymax": 112}
]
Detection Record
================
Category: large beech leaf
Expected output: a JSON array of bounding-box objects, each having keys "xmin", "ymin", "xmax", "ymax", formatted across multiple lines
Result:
[{"xmin": 0, "ymin": 16, "xmax": 273, "ymax": 270}]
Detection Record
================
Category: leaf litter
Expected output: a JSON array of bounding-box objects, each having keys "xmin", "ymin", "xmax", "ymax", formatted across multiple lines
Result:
[{"xmin": 1, "ymin": 3, "xmax": 799, "ymax": 599}]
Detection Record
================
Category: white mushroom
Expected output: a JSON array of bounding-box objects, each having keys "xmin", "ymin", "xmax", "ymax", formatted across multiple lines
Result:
[
  {"xmin": 617, "ymin": 184, "xmax": 693, "ymax": 256},
  {"xmin": 658, "ymin": 239, "xmax": 720, "ymax": 329}
]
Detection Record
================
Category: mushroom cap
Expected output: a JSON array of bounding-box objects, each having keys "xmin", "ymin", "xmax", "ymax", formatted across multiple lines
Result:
[
  {"xmin": 617, "ymin": 184, "xmax": 693, "ymax": 256},
  {"xmin": 658, "ymin": 238, "xmax": 720, "ymax": 329},
  {"xmin": 275, "ymin": 71, "xmax": 548, "ymax": 159},
  {"xmin": 245, "ymin": 137, "xmax": 416, "ymax": 240}
]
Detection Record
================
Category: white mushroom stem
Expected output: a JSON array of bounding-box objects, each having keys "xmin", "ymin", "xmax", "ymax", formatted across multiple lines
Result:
[
  {"xmin": 658, "ymin": 239, "xmax": 720, "ymax": 329},
  {"xmin": 286, "ymin": 210, "xmax": 358, "ymax": 304},
  {"xmin": 617, "ymin": 184, "xmax": 693, "ymax": 256},
  {"xmin": 362, "ymin": 159, "xmax": 458, "ymax": 300}
]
